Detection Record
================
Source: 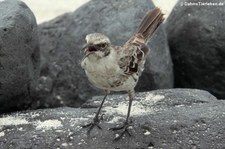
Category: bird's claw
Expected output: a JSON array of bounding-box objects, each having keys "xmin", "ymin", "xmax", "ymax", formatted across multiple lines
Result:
[
  {"xmin": 110, "ymin": 122, "xmax": 133, "ymax": 141},
  {"xmin": 82, "ymin": 114, "xmax": 105, "ymax": 134}
]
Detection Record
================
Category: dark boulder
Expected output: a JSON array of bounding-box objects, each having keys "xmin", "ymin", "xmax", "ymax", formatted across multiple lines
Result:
[
  {"xmin": 0, "ymin": 0, "xmax": 40, "ymax": 113},
  {"xmin": 37, "ymin": 0, "xmax": 173, "ymax": 108},
  {"xmin": 166, "ymin": 0, "xmax": 225, "ymax": 98},
  {"xmin": 0, "ymin": 89, "xmax": 225, "ymax": 148}
]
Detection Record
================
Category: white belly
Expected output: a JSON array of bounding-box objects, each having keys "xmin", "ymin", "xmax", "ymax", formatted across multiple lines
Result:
[{"xmin": 81, "ymin": 54, "xmax": 137, "ymax": 91}]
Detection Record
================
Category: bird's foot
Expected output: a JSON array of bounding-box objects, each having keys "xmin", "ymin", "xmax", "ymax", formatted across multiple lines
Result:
[
  {"xmin": 82, "ymin": 114, "xmax": 104, "ymax": 134},
  {"xmin": 110, "ymin": 121, "xmax": 133, "ymax": 141}
]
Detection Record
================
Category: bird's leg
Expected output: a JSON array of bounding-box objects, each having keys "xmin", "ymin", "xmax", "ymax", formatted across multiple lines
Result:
[
  {"xmin": 110, "ymin": 90, "xmax": 134, "ymax": 141},
  {"xmin": 82, "ymin": 92, "xmax": 108, "ymax": 134}
]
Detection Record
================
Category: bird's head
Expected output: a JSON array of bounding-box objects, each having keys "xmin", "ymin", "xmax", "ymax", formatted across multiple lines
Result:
[{"xmin": 82, "ymin": 33, "xmax": 111, "ymax": 59}]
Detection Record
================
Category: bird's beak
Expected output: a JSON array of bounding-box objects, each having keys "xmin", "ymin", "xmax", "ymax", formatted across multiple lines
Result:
[
  {"xmin": 81, "ymin": 44, "xmax": 97, "ymax": 58},
  {"xmin": 81, "ymin": 44, "xmax": 89, "ymax": 53},
  {"xmin": 82, "ymin": 44, "xmax": 97, "ymax": 59}
]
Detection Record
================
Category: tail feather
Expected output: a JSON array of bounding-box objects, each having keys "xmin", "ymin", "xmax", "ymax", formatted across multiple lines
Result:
[{"xmin": 136, "ymin": 8, "xmax": 164, "ymax": 41}]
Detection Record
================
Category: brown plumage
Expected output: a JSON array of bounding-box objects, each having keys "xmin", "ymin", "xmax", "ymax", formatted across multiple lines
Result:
[
  {"xmin": 121, "ymin": 8, "xmax": 164, "ymax": 75},
  {"xmin": 136, "ymin": 8, "xmax": 164, "ymax": 41},
  {"xmin": 81, "ymin": 7, "xmax": 164, "ymax": 140}
]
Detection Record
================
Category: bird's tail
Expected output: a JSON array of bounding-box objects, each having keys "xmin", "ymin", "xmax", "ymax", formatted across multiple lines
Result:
[{"xmin": 136, "ymin": 8, "xmax": 164, "ymax": 42}]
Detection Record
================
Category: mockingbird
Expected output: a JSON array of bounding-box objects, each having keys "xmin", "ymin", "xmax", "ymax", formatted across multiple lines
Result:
[{"xmin": 81, "ymin": 7, "xmax": 164, "ymax": 140}]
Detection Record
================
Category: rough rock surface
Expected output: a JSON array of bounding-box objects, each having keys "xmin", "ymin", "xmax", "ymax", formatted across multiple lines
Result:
[
  {"xmin": 0, "ymin": 0, "xmax": 40, "ymax": 113},
  {"xmin": 166, "ymin": 0, "xmax": 225, "ymax": 98},
  {"xmin": 36, "ymin": 0, "xmax": 173, "ymax": 108},
  {"xmin": 0, "ymin": 89, "xmax": 225, "ymax": 148}
]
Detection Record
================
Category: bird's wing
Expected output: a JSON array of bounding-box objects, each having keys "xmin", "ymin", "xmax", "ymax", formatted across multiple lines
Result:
[
  {"xmin": 115, "ymin": 8, "xmax": 164, "ymax": 76},
  {"xmin": 115, "ymin": 40, "xmax": 149, "ymax": 76}
]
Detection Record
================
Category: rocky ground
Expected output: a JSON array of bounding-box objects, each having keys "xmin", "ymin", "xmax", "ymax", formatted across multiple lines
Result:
[
  {"xmin": 1, "ymin": 89, "xmax": 225, "ymax": 148},
  {"xmin": 0, "ymin": 0, "xmax": 225, "ymax": 148}
]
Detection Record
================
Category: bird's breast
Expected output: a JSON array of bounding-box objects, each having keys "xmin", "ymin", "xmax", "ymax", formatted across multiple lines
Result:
[
  {"xmin": 81, "ymin": 53, "xmax": 119, "ymax": 76},
  {"xmin": 81, "ymin": 54, "xmax": 137, "ymax": 91}
]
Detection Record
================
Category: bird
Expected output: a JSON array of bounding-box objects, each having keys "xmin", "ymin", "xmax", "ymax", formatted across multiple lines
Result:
[{"xmin": 81, "ymin": 7, "xmax": 164, "ymax": 140}]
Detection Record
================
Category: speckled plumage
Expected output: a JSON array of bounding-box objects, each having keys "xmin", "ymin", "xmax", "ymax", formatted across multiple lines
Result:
[{"xmin": 80, "ymin": 8, "xmax": 164, "ymax": 140}]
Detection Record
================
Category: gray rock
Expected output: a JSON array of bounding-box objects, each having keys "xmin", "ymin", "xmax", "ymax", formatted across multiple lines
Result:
[
  {"xmin": 0, "ymin": 0, "xmax": 40, "ymax": 113},
  {"xmin": 0, "ymin": 89, "xmax": 225, "ymax": 148},
  {"xmin": 166, "ymin": 0, "xmax": 225, "ymax": 98},
  {"xmin": 37, "ymin": 0, "xmax": 173, "ymax": 108}
]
